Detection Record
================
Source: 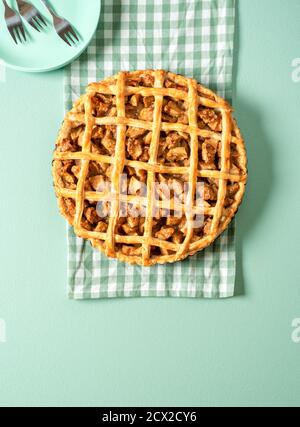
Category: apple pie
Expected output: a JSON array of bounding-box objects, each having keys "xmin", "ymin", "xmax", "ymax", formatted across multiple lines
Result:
[{"xmin": 53, "ymin": 70, "xmax": 247, "ymax": 266}]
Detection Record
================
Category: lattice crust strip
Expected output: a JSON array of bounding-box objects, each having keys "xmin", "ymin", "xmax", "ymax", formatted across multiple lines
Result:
[
  {"xmin": 142, "ymin": 70, "xmax": 165, "ymax": 264},
  {"xmin": 53, "ymin": 70, "xmax": 247, "ymax": 266},
  {"xmin": 104, "ymin": 72, "xmax": 126, "ymax": 257},
  {"xmin": 176, "ymin": 78, "xmax": 199, "ymax": 257}
]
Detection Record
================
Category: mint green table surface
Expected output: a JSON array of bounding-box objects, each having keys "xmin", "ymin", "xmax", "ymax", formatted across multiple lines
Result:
[{"xmin": 0, "ymin": 0, "xmax": 299, "ymax": 407}]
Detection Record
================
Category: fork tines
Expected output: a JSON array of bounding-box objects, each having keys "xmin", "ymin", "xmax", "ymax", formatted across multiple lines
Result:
[
  {"xmin": 59, "ymin": 25, "xmax": 79, "ymax": 46},
  {"xmin": 27, "ymin": 13, "xmax": 46, "ymax": 32},
  {"xmin": 8, "ymin": 24, "xmax": 26, "ymax": 44}
]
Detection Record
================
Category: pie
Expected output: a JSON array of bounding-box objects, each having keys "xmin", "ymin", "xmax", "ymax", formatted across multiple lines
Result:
[{"xmin": 52, "ymin": 70, "xmax": 247, "ymax": 266}]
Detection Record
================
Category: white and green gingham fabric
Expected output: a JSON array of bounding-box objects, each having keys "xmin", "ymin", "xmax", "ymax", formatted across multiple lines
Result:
[{"xmin": 64, "ymin": 0, "xmax": 237, "ymax": 299}]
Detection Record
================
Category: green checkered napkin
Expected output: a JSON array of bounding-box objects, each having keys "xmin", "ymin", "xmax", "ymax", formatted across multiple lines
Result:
[{"xmin": 64, "ymin": 0, "xmax": 236, "ymax": 299}]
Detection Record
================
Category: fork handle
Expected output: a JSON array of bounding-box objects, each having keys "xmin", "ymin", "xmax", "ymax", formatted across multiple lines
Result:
[
  {"xmin": 40, "ymin": 0, "xmax": 55, "ymax": 16},
  {"xmin": 2, "ymin": 0, "xmax": 12, "ymax": 11},
  {"xmin": 16, "ymin": 0, "xmax": 25, "ymax": 8}
]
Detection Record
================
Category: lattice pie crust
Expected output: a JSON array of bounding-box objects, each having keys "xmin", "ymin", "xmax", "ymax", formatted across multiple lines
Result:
[{"xmin": 53, "ymin": 70, "xmax": 247, "ymax": 266}]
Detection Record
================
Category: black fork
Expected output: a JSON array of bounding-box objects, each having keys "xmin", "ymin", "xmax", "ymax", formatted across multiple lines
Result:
[
  {"xmin": 40, "ymin": 0, "xmax": 79, "ymax": 46},
  {"xmin": 16, "ymin": 0, "xmax": 46, "ymax": 32},
  {"xmin": 2, "ymin": 0, "xmax": 26, "ymax": 44}
]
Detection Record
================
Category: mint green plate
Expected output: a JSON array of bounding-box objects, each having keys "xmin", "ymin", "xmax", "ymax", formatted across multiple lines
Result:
[{"xmin": 0, "ymin": 0, "xmax": 101, "ymax": 72}]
